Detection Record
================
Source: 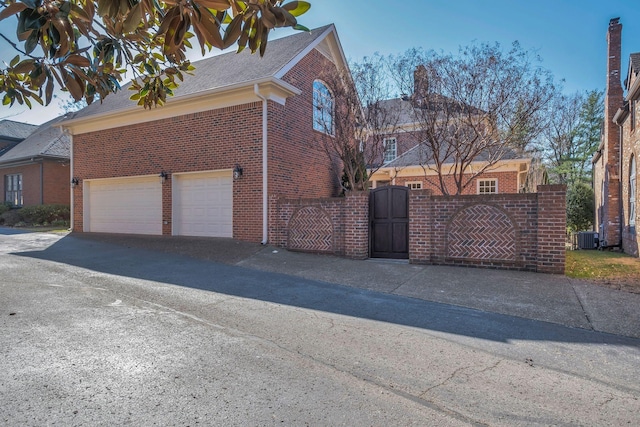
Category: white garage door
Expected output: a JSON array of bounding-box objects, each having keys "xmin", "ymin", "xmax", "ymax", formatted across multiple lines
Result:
[
  {"xmin": 85, "ymin": 176, "xmax": 162, "ymax": 235},
  {"xmin": 173, "ymin": 171, "xmax": 233, "ymax": 237}
]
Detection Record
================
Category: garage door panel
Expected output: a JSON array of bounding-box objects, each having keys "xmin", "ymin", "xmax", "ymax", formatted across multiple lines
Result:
[
  {"xmin": 86, "ymin": 177, "xmax": 162, "ymax": 235},
  {"xmin": 174, "ymin": 172, "xmax": 233, "ymax": 238}
]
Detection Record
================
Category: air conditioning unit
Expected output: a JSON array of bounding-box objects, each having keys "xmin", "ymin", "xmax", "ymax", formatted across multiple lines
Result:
[{"xmin": 577, "ymin": 232, "xmax": 598, "ymax": 250}]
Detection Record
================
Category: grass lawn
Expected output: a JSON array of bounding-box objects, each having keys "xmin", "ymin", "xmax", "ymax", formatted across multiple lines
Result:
[{"xmin": 566, "ymin": 249, "xmax": 640, "ymax": 293}]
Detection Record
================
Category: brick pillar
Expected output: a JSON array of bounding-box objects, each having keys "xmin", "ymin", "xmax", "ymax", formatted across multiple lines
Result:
[
  {"xmin": 536, "ymin": 185, "xmax": 566, "ymax": 274},
  {"xmin": 344, "ymin": 191, "xmax": 369, "ymax": 259},
  {"xmin": 409, "ymin": 189, "xmax": 433, "ymax": 264}
]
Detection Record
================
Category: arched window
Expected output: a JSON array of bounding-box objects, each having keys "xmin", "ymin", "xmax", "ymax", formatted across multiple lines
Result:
[
  {"xmin": 631, "ymin": 155, "xmax": 637, "ymax": 228},
  {"xmin": 313, "ymin": 80, "xmax": 334, "ymax": 135}
]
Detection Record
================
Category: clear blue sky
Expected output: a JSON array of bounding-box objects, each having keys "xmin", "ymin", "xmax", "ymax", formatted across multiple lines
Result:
[{"xmin": 2, "ymin": 0, "xmax": 640, "ymax": 124}]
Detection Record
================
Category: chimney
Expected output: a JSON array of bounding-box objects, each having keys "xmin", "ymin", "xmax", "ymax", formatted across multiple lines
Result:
[
  {"xmin": 413, "ymin": 65, "xmax": 428, "ymax": 101},
  {"xmin": 602, "ymin": 17, "xmax": 623, "ymax": 246}
]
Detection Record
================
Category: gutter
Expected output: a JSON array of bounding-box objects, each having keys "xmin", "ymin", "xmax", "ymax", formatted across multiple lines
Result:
[{"xmin": 254, "ymin": 84, "xmax": 269, "ymax": 245}]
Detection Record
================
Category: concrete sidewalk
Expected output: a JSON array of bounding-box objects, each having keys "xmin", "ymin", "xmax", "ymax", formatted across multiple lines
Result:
[{"xmin": 69, "ymin": 232, "xmax": 640, "ymax": 340}]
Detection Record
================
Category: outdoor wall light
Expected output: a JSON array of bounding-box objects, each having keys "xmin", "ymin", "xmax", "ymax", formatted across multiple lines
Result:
[
  {"xmin": 159, "ymin": 171, "xmax": 169, "ymax": 182},
  {"xmin": 233, "ymin": 165, "xmax": 243, "ymax": 180},
  {"xmin": 71, "ymin": 177, "xmax": 80, "ymax": 187}
]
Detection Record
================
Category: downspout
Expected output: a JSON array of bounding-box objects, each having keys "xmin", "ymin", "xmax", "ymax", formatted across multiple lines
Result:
[
  {"xmin": 64, "ymin": 128, "xmax": 74, "ymax": 231},
  {"xmin": 254, "ymin": 84, "xmax": 269, "ymax": 245},
  {"xmin": 39, "ymin": 161, "xmax": 43, "ymax": 204}
]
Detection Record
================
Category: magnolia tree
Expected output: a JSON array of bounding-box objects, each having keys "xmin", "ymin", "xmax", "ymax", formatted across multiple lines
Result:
[
  {"xmin": 0, "ymin": 0, "xmax": 310, "ymax": 108},
  {"xmin": 388, "ymin": 43, "xmax": 556, "ymax": 195}
]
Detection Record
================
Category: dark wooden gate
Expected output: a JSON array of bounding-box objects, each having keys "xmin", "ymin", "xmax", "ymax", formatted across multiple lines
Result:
[{"xmin": 369, "ymin": 186, "xmax": 409, "ymax": 259}]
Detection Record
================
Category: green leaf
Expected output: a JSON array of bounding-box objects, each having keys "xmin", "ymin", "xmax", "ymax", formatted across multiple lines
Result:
[
  {"xmin": 281, "ymin": 1, "xmax": 311, "ymax": 17},
  {"xmin": 10, "ymin": 55, "xmax": 20, "ymax": 67},
  {"xmin": 2, "ymin": 95, "xmax": 10, "ymax": 106},
  {"xmin": 293, "ymin": 24, "xmax": 310, "ymax": 32}
]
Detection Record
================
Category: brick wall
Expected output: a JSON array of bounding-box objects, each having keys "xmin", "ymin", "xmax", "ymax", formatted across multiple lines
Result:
[
  {"xmin": 74, "ymin": 103, "xmax": 264, "ymax": 241},
  {"xmin": 269, "ymin": 191, "xmax": 368, "ymax": 259},
  {"xmin": 1, "ymin": 160, "xmax": 69, "ymax": 207},
  {"xmin": 43, "ymin": 160, "xmax": 70, "ymax": 205},
  {"xmin": 271, "ymin": 185, "xmax": 566, "ymax": 273},
  {"xmin": 72, "ymin": 47, "xmax": 342, "ymax": 242}
]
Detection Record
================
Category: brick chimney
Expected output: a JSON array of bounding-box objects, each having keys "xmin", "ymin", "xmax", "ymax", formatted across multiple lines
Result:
[{"xmin": 602, "ymin": 17, "xmax": 623, "ymax": 246}]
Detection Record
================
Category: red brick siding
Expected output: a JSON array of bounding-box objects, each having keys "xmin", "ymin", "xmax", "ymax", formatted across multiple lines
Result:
[
  {"xmin": 273, "ymin": 48, "xmax": 346, "ymax": 198},
  {"xmin": 73, "ymin": 104, "xmax": 264, "ymax": 241},
  {"xmin": 620, "ymin": 86, "xmax": 640, "ymax": 256},
  {"xmin": 269, "ymin": 191, "xmax": 368, "ymax": 258},
  {"xmin": 42, "ymin": 160, "xmax": 70, "ymax": 205}
]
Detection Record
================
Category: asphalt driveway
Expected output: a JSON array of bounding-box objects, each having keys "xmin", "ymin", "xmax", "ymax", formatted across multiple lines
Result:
[{"xmin": 2, "ymin": 230, "xmax": 640, "ymax": 425}]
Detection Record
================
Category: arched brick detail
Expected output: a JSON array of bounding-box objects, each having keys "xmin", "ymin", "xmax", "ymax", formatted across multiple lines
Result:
[
  {"xmin": 288, "ymin": 206, "xmax": 333, "ymax": 252},
  {"xmin": 446, "ymin": 204, "xmax": 517, "ymax": 261}
]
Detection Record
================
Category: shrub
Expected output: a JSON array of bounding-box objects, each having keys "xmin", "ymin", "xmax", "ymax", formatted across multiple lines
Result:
[
  {"xmin": 566, "ymin": 183, "xmax": 594, "ymax": 233},
  {"xmin": 0, "ymin": 202, "xmax": 11, "ymax": 215},
  {"xmin": 0, "ymin": 204, "xmax": 70, "ymax": 227}
]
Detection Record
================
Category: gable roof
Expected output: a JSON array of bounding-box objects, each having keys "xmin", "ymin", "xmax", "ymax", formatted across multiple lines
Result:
[
  {"xmin": 0, "ymin": 120, "xmax": 38, "ymax": 141},
  {"xmin": 70, "ymin": 24, "xmax": 337, "ymax": 121},
  {"xmin": 0, "ymin": 115, "xmax": 70, "ymax": 164}
]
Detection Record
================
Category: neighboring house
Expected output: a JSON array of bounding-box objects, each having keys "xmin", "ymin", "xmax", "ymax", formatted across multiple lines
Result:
[
  {"xmin": 0, "ymin": 120, "xmax": 37, "ymax": 157},
  {"xmin": 369, "ymin": 142, "xmax": 533, "ymax": 195},
  {"xmin": 0, "ymin": 116, "xmax": 70, "ymax": 207},
  {"xmin": 366, "ymin": 81, "xmax": 536, "ymax": 195},
  {"xmin": 594, "ymin": 18, "xmax": 639, "ymax": 256},
  {"xmin": 60, "ymin": 24, "xmax": 350, "ymax": 242}
]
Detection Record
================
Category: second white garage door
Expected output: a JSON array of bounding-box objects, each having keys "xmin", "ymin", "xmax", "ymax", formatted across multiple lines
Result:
[{"xmin": 173, "ymin": 171, "xmax": 233, "ymax": 237}]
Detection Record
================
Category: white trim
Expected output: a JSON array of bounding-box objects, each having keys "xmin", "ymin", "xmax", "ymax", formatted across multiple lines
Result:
[
  {"xmin": 254, "ymin": 84, "xmax": 269, "ymax": 244},
  {"xmin": 405, "ymin": 181, "xmax": 422, "ymax": 190},
  {"xmin": 59, "ymin": 78, "xmax": 300, "ymax": 135},
  {"xmin": 477, "ymin": 178, "xmax": 498, "ymax": 194},
  {"xmin": 275, "ymin": 25, "xmax": 347, "ymax": 78}
]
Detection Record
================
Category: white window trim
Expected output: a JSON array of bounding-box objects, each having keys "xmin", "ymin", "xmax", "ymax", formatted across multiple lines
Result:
[
  {"xmin": 477, "ymin": 178, "xmax": 498, "ymax": 194},
  {"xmin": 312, "ymin": 80, "xmax": 334, "ymax": 136},
  {"xmin": 406, "ymin": 181, "xmax": 422, "ymax": 190},
  {"xmin": 5, "ymin": 173, "xmax": 23, "ymax": 206},
  {"xmin": 383, "ymin": 137, "xmax": 397, "ymax": 163}
]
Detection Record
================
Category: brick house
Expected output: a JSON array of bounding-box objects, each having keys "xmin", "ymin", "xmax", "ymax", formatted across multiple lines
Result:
[
  {"xmin": 367, "ymin": 79, "xmax": 537, "ymax": 195},
  {"xmin": 60, "ymin": 25, "xmax": 351, "ymax": 242},
  {"xmin": 593, "ymin": 18, "xmax": 639, "ymax": 256},
  {"xmin": 0, "ymin": 117, "xmax": 70, "ymax": 207}
]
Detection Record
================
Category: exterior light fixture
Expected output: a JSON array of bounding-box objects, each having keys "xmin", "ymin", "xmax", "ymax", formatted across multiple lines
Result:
[
  {"xmin": 159, "ymin": 171, "xmax": 168, "ymax": 182},
  {"xmin": 71, "ymin": 177, "xmax": 80, "ymax": 187},
  {"xmin": 233, "ymin": 165, "xmax": 243, "ymax": 180}
]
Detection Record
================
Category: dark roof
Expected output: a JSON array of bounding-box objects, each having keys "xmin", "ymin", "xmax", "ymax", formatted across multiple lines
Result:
[
  {"xmin": 383, "ymin": 142, "xmax": 526, "ymax": 168},
  {"xmin": 72, "ymin": 24, "xmax": 334, "ymax": 120},
  {"xmin": 0, "ymin": 120, "xmax": 38, "ymax": 141},
  {"xmin": 630, "ymin": 53, "xmax": 640, "ymax": 74},
  {"xmin": 374, "ymin": 95, "xmax": 483, "ymax": 127},
  {"xmin": 0, "ymin": 115, "xmax": 71, "ymax": 163}
]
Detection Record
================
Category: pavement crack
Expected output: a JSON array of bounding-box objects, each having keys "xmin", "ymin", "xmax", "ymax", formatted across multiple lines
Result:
[
  {"xmin": 568, "ymin": 279, "xmax": 595, "ymax": 331},
  {"xmin": 389, "ymin": 268, "xmax": 425, "ymax": 293}
]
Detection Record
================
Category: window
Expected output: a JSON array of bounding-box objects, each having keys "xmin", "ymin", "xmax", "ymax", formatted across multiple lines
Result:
[
  {"xmin": 631, "ymin": 156, "xmax": 636, "ymax": 228},
  {"xmin": 406, "ymin": 182, "xmax": 422, "ymax": 190},
  {"xmin": 313, "ymin": 80, "xmax": 334, "ymax": 134},
  {"xmin": 383, "ymin": 138, "xmax": 397, "ymax": 163},
  {"xmin": 5, "ymin": 174, "xmax": 23, "ymax": 206},
  {"xmin": 477, "ymin": 179, "xmax": 497, "ymax": 194}
]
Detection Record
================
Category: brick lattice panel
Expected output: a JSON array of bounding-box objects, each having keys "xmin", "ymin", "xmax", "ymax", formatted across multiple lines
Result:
[
  {"xmin": 288, "ymin": 206, "xmax": 333, "ymax": 252},
  {"xmin": 447, "ymin": 204, "xmax": 516, "ymax": 261}
]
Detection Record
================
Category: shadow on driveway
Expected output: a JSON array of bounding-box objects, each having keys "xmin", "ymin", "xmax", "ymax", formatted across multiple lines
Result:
[{"xmin": 12, "ymin": 233, "xmax": 640, "ymax": 348}]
